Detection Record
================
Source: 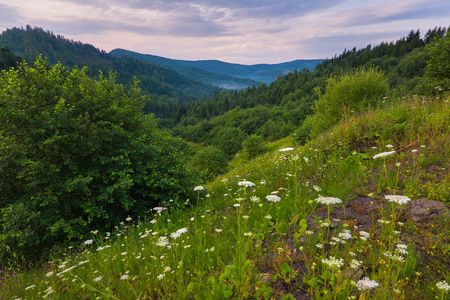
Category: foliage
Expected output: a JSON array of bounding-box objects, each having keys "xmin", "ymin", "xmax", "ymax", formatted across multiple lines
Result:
[
  {"xmin": 0, "ymin": 46, "xmax": 22, "ymax": 70},
  {"xmin": 426, "ymin": 30, "xmax": 450, "ymax": 80},
  {"xmin": 242, "ymin": 134, "xmax": 267, "ymax": 159},
  {"xmin": 0, "ymin": 58, "xmax": 197, "ymax": 264},
  {"xmin": 190, "ymin": 146, "xmax": 228, "ymax": 181},
  {"xmin": 309, "ymin": 67, "xmax": 388, "ymax": 136}
]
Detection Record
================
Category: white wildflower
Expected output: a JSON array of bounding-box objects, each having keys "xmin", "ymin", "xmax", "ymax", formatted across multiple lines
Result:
[
  {"xmin": 350, "ymin": 259, "xmax": 362, "ymax": 269},
  {"xmin": 373, "ymin": 151, "xmax": 396, "ymax": 159},
  {"xmin": 356, "ymin": 277, "xmax": 379, "ymax": 291},
  {"xmin": 385, "ymin": 195, "xmax": 411, "ymax": 205},
  {"xmin": 194, "ymin": 186, "xmax": 204, "ymax": 191},
  {"xmin": 237, "ymin": 180, "xmax": 255, "ymax": 187},
  {"xmin": 93, "ymin": 276, "xmax": 103, "ymax": 282},
  {"xmin": 120, "ymin": 275, "xmax": 129, "ymax": 280},
  {"xmin": 436, "ymin": 280, "xmax": 450, "ymax": 291},
  {"xmin": 265, "ymin": 195, "xmax": 281, "ymax": 202},
  {"xmin": 315, "ymin": 196, "xmax": 342, "ymax": 205},
  {"xmin": 321, "ymin": 256, "xmax": 344, "ymax": 269},
  {"xmin": 279, "ymin": 147, "xmax": 295, "ymax": 152}
]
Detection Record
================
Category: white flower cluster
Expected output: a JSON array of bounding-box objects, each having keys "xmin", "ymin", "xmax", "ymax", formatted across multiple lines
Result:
[
  {"xmin": 385, "ymin": 195, "xmax": 411, "ymax": 205},
  {"xmin": 315, "ymin": 196, "xmax": 342, "ymax": 205},
  {"xmin": 356, "ymin": 277, "xmax": 379, "ymax": 291},
  {"xmin": 373, "ymin": 151, "xmax": 396, "ymax": 159},
  {"xmin": 383, "ymin": 251, "xmax": 405, "ymax": 262},
  {"xmin": 237, "ymin": 180, "xmax": 255, "ymax": 187},
  {"xmin": 359, "ymin": 231, "xmax": 370, "ymax": 241},
  {"xmin": 436, "ymin": 280, "xmax": 450, "ymax": 291},
  {"xmin": 194, "ymin": 186, "xmax": 204, "ymax": 191},
  {"xmin": 265, "ymin": 195, "xmax": 281, "ymax": 202},
  {"xmin": 395, "ymin": 243, "xmax": 408, "ymax": 255},
  {"xmin": 155, "ymin": 236, "xmax": 170, "ymax": 247},
  {"xmin": 278, "ymin": 147, "xmax": 295, "ymax": 152},
  {"xmin": 321, "ymin": 256, "xmax": 344, "ymax": 269},
  {"xmin": 350, "ymin": 259, "xmax": 362, "ymax": 269}
]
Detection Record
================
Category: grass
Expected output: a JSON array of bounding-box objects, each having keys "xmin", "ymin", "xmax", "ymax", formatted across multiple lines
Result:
[{"xmin": 1, "ymin": 94, "xmax": 449, "ymax": 299}]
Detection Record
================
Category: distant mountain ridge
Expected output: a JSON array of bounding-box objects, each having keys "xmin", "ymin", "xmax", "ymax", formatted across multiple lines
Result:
[{"xmin": 110, "ymin": 49, "xmax": 324, "ymax": 88}]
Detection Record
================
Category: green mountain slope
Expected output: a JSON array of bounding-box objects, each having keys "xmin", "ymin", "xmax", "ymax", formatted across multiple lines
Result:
[
  {"xmin": 110, "ymin": 48, "xmax": 324, "ymax": 86},
  {"xmin": 0, "ymin": 26, "xmax": 218, "ymax": 101},
  {"xmin": 110, "ymin": 49, "xmax": 261, "ymax": 89}
]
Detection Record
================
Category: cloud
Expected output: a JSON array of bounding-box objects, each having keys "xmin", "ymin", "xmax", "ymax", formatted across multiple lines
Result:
[
  {"xmin": 331, "ymin": 0, "xmax": 450, "ymax": 27},
  {"xmin": 0, "ymin": 3, "xmax": 20, "ymax": 27}
]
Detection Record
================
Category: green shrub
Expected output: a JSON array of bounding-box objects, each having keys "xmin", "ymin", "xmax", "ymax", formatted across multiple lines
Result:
[
  {"xmin": 211, "ymin": 127, "xmax": 246, "ymax": 158},
  {"xmin": 191, "ymin": 146, "xmax": 228, "ymax": 181},
  {"xmin": 242, "ymin": 134, "xmax": 267, "ymax": 159},
  {"xmin": 309, "ymin": 67, "xmax": 388, "ymax": 137},
  {"xmin": 0, "ymin": 58, "xmax": 197, "ymax": 264},
  {"xmin": 426, "ymin": 30, "xmax": 450, "ymax": 80}
]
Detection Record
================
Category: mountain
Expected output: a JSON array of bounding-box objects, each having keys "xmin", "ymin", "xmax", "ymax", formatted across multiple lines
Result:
[
  {"xmin": 110, "ymin": 48, "xmax": 324, "ymax": 87},
  {"xmin": 0, "ymin": 26, "xmax": 218, "ymax": 101}
]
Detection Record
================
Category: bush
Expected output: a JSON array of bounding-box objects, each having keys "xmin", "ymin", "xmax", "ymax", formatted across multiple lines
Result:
[
  {"xmin": 309, "ymin": 67, "xmax": 388, "ymax": 136},
  {"xmin": 0, "ymin": 58, "xmax": 197, "ymax": 264},
  {"xmin": 426, "ymin": 30, "xmax": 450, "ymax": 80},
  {"xmin": 191, "ymin": 146, "xmax": 228, "ymax": 181},
  {"xmin": 211, "ymin": 127, "xmax": 246, "ymax": 158},
  {"xmin": 242, "ymin": 134, "xmax": 267, "ymax": 159}
]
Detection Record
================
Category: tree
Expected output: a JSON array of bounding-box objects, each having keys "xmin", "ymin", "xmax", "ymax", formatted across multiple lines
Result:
[
  {"xmin": 426, "ymin": 30, "xmax": 450, "ymax": 80},
  {"xmin": 190, "ymin": 146, "xmax": 228, "ymax": 181},
  {"xmin": 0, "ymin": 58, "xmax": 197, "ymax": 264}
]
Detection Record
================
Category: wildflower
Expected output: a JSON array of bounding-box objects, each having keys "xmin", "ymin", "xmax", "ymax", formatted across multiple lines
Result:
[
  {"xmin": 215, "ymin": 228, "xmax": 222, "ymax": 232},
  {"xmin": 397, "ymin": 222, "xmax": 404, "ymax": 226},
  {"xmin": 396, "ymin": 244, "xmax": 408, "ymax": 255},
  {"xmin": 321, "ymin": 222, "xmax": 330, "ymax": 228},
  {"xmin": 356, "ymin": 277, "xmax": 379, "ymax": 291},
  {"xmin": 156, "ymin": 237, "xmax": 170, "ymax": 247},
  {"xmin": 153, "ymin": 207, "xmax": 167, "ymax": 213},
  {"xmin": 386, "ymin": 144, "xmax": 394, "ymax": 148},
  {"xmin": 359, "ymin": 231, "xmax": 370, "ymax": 241},
  {"xmin": 176, "ymin": 228, "xmax": 188, "ymax": 234},
  {"xmin": 321, "ymin": 256, "xmax": 344, "ymax": 269},
  {"xmin": 383, "ymin": 251, "xmax": 404, "ymax": 262},
  {"xmin": 170, "ymin": 232, "xmax": 181, "ymax": 239},
  {"xmin": 411, "ymin": 149, "xmax": 418, "ymax": 153},
  {"xmin": 243, "ymin": 215, "xmax": 249, "ymax": 219},
  {"xmin": 264, "ymin": 215, "xmax": 272, "ymax": 219},
  {"xmin": 164, "ymin": 266, "xmax": 171, "ymax": 273},
  {"xmin": 150, "ymin": 219, "xmax": 157, "ymax": 224},
  {"xmin": 436, "ymin": 280, "xmax": 450, "ymax": 291},
  {"xmin": 279, "ymin": 147, "xmax": 295, "ymax": 152},
  {"xmin": 250, "ymin": 196, "xmax": 260, "ymax": 203},
  {"xmin": 377, "ymin": 219, "xmax": 390, "ymax": 224},
  {"xmin": 57, "ymin": 265, "xmax": 77, "ymax": 276},
  {"xmin": 238, "ymin": 180, "xmax": 255, "ymax": 187},
  {"xmin": 25, "ymin": 285, "xmax": 36, "ymax": 290},
  {"xmin": 233, "ymin": 203, "xmax": 240, "ymax": 207},
  {"xmin": 83, "ymin": 239, "xmax": 94, "ymax": 245},
  {"xmin": 303, "ymin": 157, "xmax": 309, "ymax": 163},
  {"xmin": 265, "ymin": 195, "xmax": 281, "ymax": 202},
  {"xmin": 93, "ymin": 276, "xmax": 103, "ymax": 282},
  {"xmin": 350, "ymin": 259, "xmax": 362, "ymax": 269},
  {"xmin": 244, "ymin": 232, "xmax": 253, "ymax": 236},
  {"xmin": 373, "ymin": 151, "xmax": 396, "ymax": 159},
  {"xmin": 194, "ymin": 186, "xmax": 204, "ymax": 191},
  {"xmin": 385, "ymin": 195, "xmax": 411, "ymax": 205},
  {"xmin": 184, "ymin": 245, "xmax": 191, "ymax": 248},
  {"xmin": 121, "ymin": 252, "xmax": 127, "ymax": 256},
  {"xmin": 313, "ymin": 185, "xmax": 321, "ymax": 192},
  {"xmin": 126, "ymin": 216, "xmax": 132, "ymax": 222},
  {"xmin": 338, "ymin": 230, "xmax": 352, "ymax": 240},
  {"xmin": 157, "ymin": 274, "xmax": 165, "ymax": 280},
  {"xmin": 316, "ymin": 243, "xmax": 323, "ymax": 249},
  {"xmin": 315, "ymin": 196, "xmax": 342, "ymax": 205},
  {"xmin": 305, "ymin": 230, "xmax": 314, "ymax": 235},
  {"xmin": 120, "ymin": 275, "xmax": 129, "ymax": 280}
]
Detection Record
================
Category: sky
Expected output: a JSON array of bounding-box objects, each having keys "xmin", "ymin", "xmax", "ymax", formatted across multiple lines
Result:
[{"xmin": 0, "ymin": 0, "xmax": 449, "ymax": 64}]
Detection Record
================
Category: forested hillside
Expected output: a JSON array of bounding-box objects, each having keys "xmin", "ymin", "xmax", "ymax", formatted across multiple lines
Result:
[
  {"xmin": 110, "ymin": 48, "xmax": 323, "ymax": 87},
  {"xmin": 0, "ymin": 26, "xmax": 219, "ymax": 118},
  {"xmin": 168, "ymin": 28, "xmax": 449, "ymax": 172}
]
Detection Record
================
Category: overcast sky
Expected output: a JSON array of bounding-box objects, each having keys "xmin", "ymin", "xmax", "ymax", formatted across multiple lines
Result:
[{"xmin": 1, "ymin": 0, "xmax": 449, "ymax": 64}]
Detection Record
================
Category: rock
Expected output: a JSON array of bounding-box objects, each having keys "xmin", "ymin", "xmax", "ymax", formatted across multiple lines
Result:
[{"xmin": 405, "ymin": 199, "xmax": 449, "ymax": 222}]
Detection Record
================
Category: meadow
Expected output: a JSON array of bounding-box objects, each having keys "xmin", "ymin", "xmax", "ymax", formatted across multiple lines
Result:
[{"xmin": 1, "ymin": 93, "xmax": 449, "ymax": 299}]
